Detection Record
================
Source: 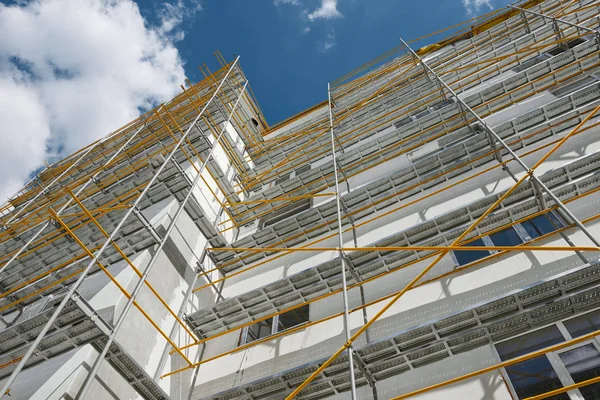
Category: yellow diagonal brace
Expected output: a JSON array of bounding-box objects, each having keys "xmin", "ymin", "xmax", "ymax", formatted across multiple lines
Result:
[
  {"xmin": 65, "ymin": 188, "xmax": 197, "ymax": 340},
  {"xmin": 48, "ymin": 208, "xmax": 193, "ymax": 366},
  {"xmin": 283, "ymin": 87, "xmax": 600, "ymax": 400}
]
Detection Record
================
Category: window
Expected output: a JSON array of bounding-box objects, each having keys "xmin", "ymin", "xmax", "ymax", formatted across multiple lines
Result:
[
  {"xmin": 558, "ymin": 344, "xmax": 600, "ymax": 399},
  {"xmin": 294, "ymin": 165, "xmax": 311, "ymax": 176},
  {"xmin": 564, "ymin": 309, "xmax": 600, "ymax": 339},
  {"xmin": 277, "ymin": 305, "xmax": 310, "ymax": 331},
  {"xmin": 489, "ymin": 226, "xmax": 523, "ymax": 247},
  {"xmin": 546, "ymin": 38, "xmax": 587, "ymax": 57},
  {"xmin": 453, "ymin": 238, "xmax": 490, "ymax": 266},
  {"xmin": 496, "ymin": 325, "xmax": 565, "ymax": 361},
  {"xmin": 497, "ymin": 326, "xmax": 568, "ymax": 399},
  {"xmin": 246, "ymin": 319, "xmax": 274, "ymax": 344},
  {"xmin": 452, "ymin": 212, "xmax": 563, "ymax": 267},
  {"xmin": 238, "ymin": 305, "xmax": 310, "ymax": 346},
  {"xmin": 505, "ymin": 356, "xmax": 569, "ymax": 399},
  {"xmin": 497, "ymin": 318, "xmax": 600, "ymax": 400},
  {"xmin": 521, "ymin": 212, "xmax": 564, "ymax": 240}
]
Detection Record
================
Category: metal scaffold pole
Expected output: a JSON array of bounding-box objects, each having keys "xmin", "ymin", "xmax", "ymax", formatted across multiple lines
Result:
[
  {"xmin": 508, "ymin": 4, "xmax": 600, "ymax": 39},
  {"xmin": 77, "ymin": 68, "xmax": 247, "ymax": 399},
  {"xmin": 328, "ymin": 82, "xmax": 358, "ymax": 400},
  {"xmin": 0, "ymin": 123, "xmax": 147, "ymax": 398},
  {"xmin": 4, "ymin": 138, "xmax": 101, "ymax": 226},
  {"xmin": 0, "ymin": 57, "xmax": 240, "ymax": 399},
  {"xmin": 0, "ymin": 123, "xmax": 146, "ymax": 277},
  {"xmin": 398, "ymin": 36, "xmax": 600, "ymax": 248}
]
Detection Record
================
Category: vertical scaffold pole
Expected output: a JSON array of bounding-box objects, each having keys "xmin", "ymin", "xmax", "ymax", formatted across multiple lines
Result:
[
  {"xmin": 0, "ymin": 57, "xmax": 240, "ymax": 399},
  {"xmin": 328, "ymin": 82, "xmax": 358, "ymax": 400},
  {"xmin": 398, "ymin": 37, "xmax": 600, "ymax": 248},
  {"xmin": 0, "ymin": 124, "xmax": 147, "ymax": 398},
  {"xmin": 77, "ymin": 74, "xmax": 247, "ymax": 399},
  {"xmin": 4, "ymin": 138, "xmax": 102, "ymax": 225},
  {"xmin": 151, "ymin": 80, "xmax": 249, "ymax": 382},
  {"xmin": 508, "ymin": 4, "xmax": 600, "ymax": 39},
  {"xmin": 0, "ymin": 123, "xmax": 146, "ymax": 278}
]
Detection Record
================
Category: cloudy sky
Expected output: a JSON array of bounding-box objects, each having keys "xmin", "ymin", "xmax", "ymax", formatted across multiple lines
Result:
[{"xmin": 0, "ymin": 0, "xmax": 512, "ymax": 201}]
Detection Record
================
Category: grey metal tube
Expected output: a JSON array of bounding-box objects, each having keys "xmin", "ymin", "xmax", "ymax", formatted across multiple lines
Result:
[
  {"xmin": 328, "ymin": 83, "xmax": 358, "ymax": 400},
  {"xmin": 152, "ymin": 80, "xmax": 248, "ymax": 381},
  {"xmin": 77, "ymin": 73, "xmax": 245, "ymax": 398},
  {"xmin": 0, "ymin": 124, "xmax": 147, "ymax": 397},
  {"xmin": 0, "ymin": 124, "xmax": 146, "ymax": 278},
  {"xmin": 399, "ymin": 37, "xmax": 600, "ymax": 248},
  {"xmin": 508, "ymin": 4, "xmax": 600, "ymax": 36},
  {"xmin": 0, "ymin": 57, "xmax": 238, "ymax": 396},
  {"xmin": 5, "ymin": 138, "xmax": 101, "ymax": 225}
]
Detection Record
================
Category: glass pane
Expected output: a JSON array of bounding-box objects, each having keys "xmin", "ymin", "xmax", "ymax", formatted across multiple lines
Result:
[
  {"xmin": 505, "ymin": 356, "xmax": 569, "ymax": 400},
  {"xmin": 278, "ymin": 304, "xmax": 310, "ymax": 332},
  {"xmin": 522, "ymin": 220, "xmax": 541, "ymax": 239},
  {"xmin": 546, "ymin": 212, "xmax": 564, "ymax": 229},
  {"xmin": 453, "ymin": 238, "xmax": 490, "ymax": 266},
  {"xmin": 489, "ymin": 227, "xmax": 523, "ymax": 247},
  {"xmin": 559, "ymin": 344, "xmax": 600, "ymax": 400},
  {"xmin": 246, "ymin": 318, "xmax": 273, "ymax": 344},
  {"xmin": 521, "ymin": 215, "xmax": 558, "ymax": 239},
  {"xmin": 536, "ymin": 214, "xmax": 558, "ymax": 234},
  {"xmin": 496, "ymin": 326, "xmax": 565, "ymax": 361},
  {"xmin": 564, "ymin": 309, "xmax": 600, "ymax": 338}
]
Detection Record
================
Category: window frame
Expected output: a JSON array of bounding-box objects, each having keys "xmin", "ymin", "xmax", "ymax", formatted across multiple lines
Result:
[
  {"xmin": 237, "ymin": 305, "xmax": 310, "ymax": 347},
  {"xmin": 451, "ymin": 210, "xmax": 565, "ymax": 268},
  {"xmin": 495, "ymin": 309, "xmax": 600, "ymax": 400}
]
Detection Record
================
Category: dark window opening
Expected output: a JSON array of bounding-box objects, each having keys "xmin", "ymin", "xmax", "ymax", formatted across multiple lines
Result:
[
  {"xmin": 546, "ymin": 37, "xmax": 587, "ymax": 56},
  {"xmin": 453, "ymin": 238, "xmax": 490, "ymax": 266},
  {"xmin": 489, "ymin": 226, "xmax": 523, "ymax": 247},
  {"xmin": 563, "ymin": 309, "xmax": 600, "ymax": 339},
  {"xmin": 496, "ymin": 325, "xmax": 565, "ymax": 361},
  {"xmin": 277, "ymin": 305, "xmax": 310, "ymax": 332},
  {"xmin": 246, "ymin": 319, "xmax": 273, "ymax": 344},
  {"xmin": 239, "ymin": 305, "xmax": 310, "ymax": 346},
  {"xmin": 504, "ymin": 356, "xmax": 569, "ymax": 399},
  {"xmin": 559, "ymin": 344, "xmax": 600, "ymax": 400},
  {"xmin": 251, "ymin": 117, "xmax": 259, "ymax": 127},
  {"xmin": 521, "ymin": 212, "xmax": 563, "ymax": 239},
  {"xmin": 496, "ymin": 326, "xmax": 568, "ymax": 399}
]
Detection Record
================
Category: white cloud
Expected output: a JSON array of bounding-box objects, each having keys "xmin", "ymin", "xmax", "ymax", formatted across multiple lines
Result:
[
  {"xmin": 307, "ymin": 0, "xmax": 342, "ymax": 21},
  {"xmin": 318, "ymin": 33, "xmax": 337, "ymax": 52},
  {"xmin": 158, "ymin": 0, "xmax": 202, "ymax": 40},
  {"xmin": 462, "ymin": 0, "xmax": 493, "ymax": 15},
  {"xmin": 303, "ymin": 26, "xmax": 311, "ymax": 34},
  {"xmin": 0, "ymin": 0, "xmax": 198, "ymax": 201}
]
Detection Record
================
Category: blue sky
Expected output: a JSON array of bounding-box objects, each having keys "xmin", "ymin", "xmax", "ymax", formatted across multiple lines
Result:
[
  {"xmin": 0, "ymin": 0, "xmax": 512, "ymax": 199},
  {"xmin": 137, "ymin": 0, "xmax": 510, "ymax": 124}
]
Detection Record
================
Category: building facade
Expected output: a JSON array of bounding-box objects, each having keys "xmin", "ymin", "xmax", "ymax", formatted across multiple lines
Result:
[{"xmin": 1, "ymin": 0, "xmax": 600, "ymax": 399}]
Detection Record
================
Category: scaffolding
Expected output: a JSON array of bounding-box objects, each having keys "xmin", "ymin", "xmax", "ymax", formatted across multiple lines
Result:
[{"xmin": 1, "ymin": 0, "xmax": 600, "ymax": 399}]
